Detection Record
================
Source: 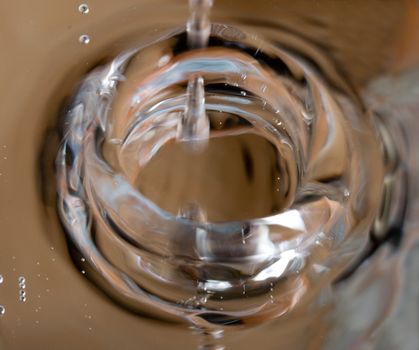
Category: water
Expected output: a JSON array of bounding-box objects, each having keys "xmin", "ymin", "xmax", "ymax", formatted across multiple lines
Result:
[
  {"xmin": 2, "ymin": 1, "xmax": 419, "ymax": 350},
  {"xmin": 55, "ymin": 2, "xmax": 383, "ymax": 341}
]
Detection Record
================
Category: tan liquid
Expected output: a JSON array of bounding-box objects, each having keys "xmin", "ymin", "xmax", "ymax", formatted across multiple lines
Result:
[{"xmin": 0, "ymin": 1, "xmax": 419, "ymax": 350}]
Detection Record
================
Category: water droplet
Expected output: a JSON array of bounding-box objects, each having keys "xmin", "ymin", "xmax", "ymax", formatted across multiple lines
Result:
[
  {"xmin": 0, "ymin": 306, "xmax": 5, "ymax": 315},
  {"xmin": 81, "ymin": 270, "xmax": 86, "ymax": 274},
  {"xmin": 260, "ymin": 84, "xmax": 267, "ymax": 93},
  {"xmin": 158, "ymin": 55, "xmax": 171, "ymax": 67},
  {"xmin": 240, "ymin": 74, "xmax": 247, "ymax": 80},
  {"xmin": 240, "ymin": 91, "xmax": 247, "ymax": 96},
  {"xmin": 81, "ymin": 257, "xmax": 86, "ymax": 262},
  {"xmin": 18, "ymin": 276, "xmax": 25, "ymax": 283},
  {"xmin": 79, "ymin": 34, "xmax": 90, "ymax": 45},
  {"xmin": 78, "ymin": 3, "xmax": 89, "ymax": 14},
  {"xmin": 0, "ymin": 275, "xmax": 3, "ymax": 284}
]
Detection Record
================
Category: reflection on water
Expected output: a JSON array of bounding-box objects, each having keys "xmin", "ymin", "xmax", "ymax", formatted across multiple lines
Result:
[{"xmin": 0, "ymin": 1, "xmax": 419, "ymax": 349}]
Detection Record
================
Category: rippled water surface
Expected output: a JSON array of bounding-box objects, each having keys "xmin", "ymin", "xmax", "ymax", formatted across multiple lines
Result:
[{"xmin": 1, "ymin": 1, "xmax": 419, "ymax": 349}]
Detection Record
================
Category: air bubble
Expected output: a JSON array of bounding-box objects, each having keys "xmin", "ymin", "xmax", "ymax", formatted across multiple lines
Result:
[
  {"xmin": 0, "ymin": 306, "xmax": 5, "ymax": 315},
  {"xmin": 78, "ymin": 3, "xmax": 89, "ymax": 14},
  {"xmin": 79, "ymin": 35, "xmax": 90, "ymax": 45},
  {"xmin": 0, "ymin": 275, "xmax": 3, "ymax": 284}
]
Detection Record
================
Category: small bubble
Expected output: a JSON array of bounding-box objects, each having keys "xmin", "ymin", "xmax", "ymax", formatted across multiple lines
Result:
[
  {"xmin": 79, "ymin": 34, "xmax": 90, "ymax": 45},
  {"xmin": 81, "ymin": 258, "xmax": 86, "ymax": 262},
  {"xmin": 19, "ymin": 283, "xmax": 26, "ymax": 289},
  {"xmin": 0, "ymin": 306, "xmax": 5, "ymax": 315},
  {"xmin": 19, "ymin": 290, "xmax": 26, "ymax": 297},
  {"xmin": 18, "ymin": 276, "xmax": 25, "ymax": 283},
  {"xmin": 81, "ymin": 270, "xmax": 86, "ymax": 275},
  {"xmin": 78, "ymin": 3, "xmax": 89, "ymax": 14},
  {"xmin": 0, "ymin": 275, "xmax": 3, "ymax": 284},
  {"xmin": 158, "ymin": 55, "xmax": 171, "ymax": 67}
]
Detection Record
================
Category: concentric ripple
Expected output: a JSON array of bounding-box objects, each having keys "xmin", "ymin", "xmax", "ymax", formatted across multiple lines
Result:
[{"xmin": 56, "ymin": 24, "xmax": 384, "ymax": 328}]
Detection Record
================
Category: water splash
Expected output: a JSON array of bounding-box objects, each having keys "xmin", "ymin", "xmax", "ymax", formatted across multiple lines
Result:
[{"xmin": 55, "ymin": 22, "xmax": 384, "ymax": 332}]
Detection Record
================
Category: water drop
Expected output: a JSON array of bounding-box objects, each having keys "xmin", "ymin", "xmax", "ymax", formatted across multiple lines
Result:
[
  {"xmin": 260, "ymin": 84, "xmax": 267, "ymax": 93},
  {"xmin": 0, "ymin": 306, "xmax": 5, "ymax": 315},
  {"xmin": 81, "ymin": 270, "xmax": 86, "ymax": 274},
  {"xmin": 79, "ymin": 34, "xmax": 90, "ymax": 45},
  {"xmin": 240, "ymin": 91, "xmax": 247, "ymax": 96},
  {"xmin": 78, "ymin": 3, "xmax": 89, "ymax": 14},
  {"xmin": 0, "ymin": 275, "xmax": 3, "ymax": 284}
]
